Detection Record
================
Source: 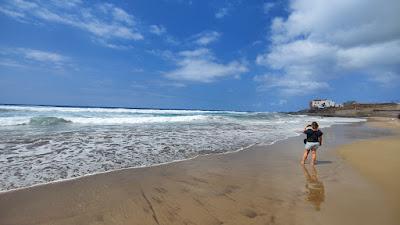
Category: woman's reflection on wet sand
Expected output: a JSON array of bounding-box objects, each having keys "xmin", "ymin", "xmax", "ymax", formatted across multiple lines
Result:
[{"xmin": 302, "ymin": 165, "xmax": 325, "ymax": 211}]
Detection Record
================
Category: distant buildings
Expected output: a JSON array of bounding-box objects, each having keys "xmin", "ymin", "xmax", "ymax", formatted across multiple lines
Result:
[{"xmin": 310, "ymin": 99, "xmax": 343, "ymax": 109}]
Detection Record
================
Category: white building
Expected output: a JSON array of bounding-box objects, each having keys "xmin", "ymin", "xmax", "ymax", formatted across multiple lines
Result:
[{"xmin": 310, "ymin": 99, "xmax": 341, "ymax": 109}]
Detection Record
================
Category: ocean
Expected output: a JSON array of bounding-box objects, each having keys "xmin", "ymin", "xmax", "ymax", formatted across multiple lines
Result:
[{"xmin": 0, "ymin": 105, "xmax": 365, "ymax": 191}]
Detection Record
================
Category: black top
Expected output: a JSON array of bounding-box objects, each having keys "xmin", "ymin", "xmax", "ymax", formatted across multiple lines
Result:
[{"xmin": 304, "ymin": 129, "xmax": 323, "ymax": 142}]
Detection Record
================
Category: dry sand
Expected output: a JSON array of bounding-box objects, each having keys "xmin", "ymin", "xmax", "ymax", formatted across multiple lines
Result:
[
  {"xmin": 365, "ymin": 116, "xmax": 400, "ymax": 131},
  {"xmin": 338, "ymin": 118, "xmax": 400, "ymax": 221},
  {"xmin": 0, "ymin": 121, "xmax": 399, "ymax": 225}
]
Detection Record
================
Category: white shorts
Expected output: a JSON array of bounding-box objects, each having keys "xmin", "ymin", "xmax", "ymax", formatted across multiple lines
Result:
[{"xmin": 305, "ymin": 142, "xmax": 320, "ymax": 150}]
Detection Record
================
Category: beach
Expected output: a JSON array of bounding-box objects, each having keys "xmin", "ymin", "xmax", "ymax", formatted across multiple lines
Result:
[
  {"xmin": 1, "ymin": 0, "xmax": 399, "ymax": 224},
  {"xmin": 338, "ymin": 117, "xmax": 400, "ymax": 221},
  {"xmin": 0, "ymin": 119, "xmax": 399, "ymax": 225}
]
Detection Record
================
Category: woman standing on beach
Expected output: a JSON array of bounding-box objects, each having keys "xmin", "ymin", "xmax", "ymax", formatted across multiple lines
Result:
[{"xmin": 301, "ymin": 122, "xmax": 323, "ymax": 165}]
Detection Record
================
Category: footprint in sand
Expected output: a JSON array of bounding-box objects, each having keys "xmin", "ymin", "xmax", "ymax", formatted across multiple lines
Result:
[{"xmin": 240, "ymin": 208, "xmax": 258, "ymax": 218}]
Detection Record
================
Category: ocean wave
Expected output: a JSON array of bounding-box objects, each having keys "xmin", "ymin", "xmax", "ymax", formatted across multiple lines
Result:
[
  {"xmin": 0, "ymin": 108, "xmax": 17, "ymax": 112},
  {"xmin": 0, "ymin": 115, "xmax": 213, "ymax": 126},
  {"xmin": 0, "ymin": 105, "xmax": 245, "ymax": 115},
  {"xmin": 65, "ymin": 115, "xmax": 210, "ymax": 124},
  {"xmin": 0, "ymin": 114, "xmax": 366, "ymax": 127},
  {"xmin": 28, "ymin": 117, "xmax": 72, "ymax": 126}
]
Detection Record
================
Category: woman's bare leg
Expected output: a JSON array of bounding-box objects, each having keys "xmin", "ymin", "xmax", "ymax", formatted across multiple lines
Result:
[
  {"xmin": 311, "ymin": 149, "xmax": 317, "ymax": 165},
  {"xmin": 301, "ymin": 149, "xmax": 309, "ymax": 164}
]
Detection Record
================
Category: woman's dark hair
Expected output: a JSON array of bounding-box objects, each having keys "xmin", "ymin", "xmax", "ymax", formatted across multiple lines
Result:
[{"xmin": 311, "ymin": 121, "xmax": 319, "ymax": 129}]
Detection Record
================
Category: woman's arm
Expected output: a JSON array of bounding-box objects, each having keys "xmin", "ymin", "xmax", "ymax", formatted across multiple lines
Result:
[
  {"xmin": 304, "ymin": 125, "xmax": 312, "ymax": 133},
  {"xmin": 319, "ymin": 136, "xmax": 323, "ymax": 146}
]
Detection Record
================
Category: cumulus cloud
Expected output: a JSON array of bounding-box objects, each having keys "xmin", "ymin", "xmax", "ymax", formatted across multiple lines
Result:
[
  {"xmin": 192, "ymin": 31, "xmax": 221, "ymax": 46},
  {"xmin": 164, "ymin": 48, "xmax": 248, "ymax": 83},
  {"xmin": 256, "ymin": 0, "xmax": 400, "ymax": 95},
  {"xmin": 0, "ymin": 0, "xmax": 143, "ymax": 47},
  {"xmin": 255, "ymin": 74, "xmax": 330, "ymax": 95}
]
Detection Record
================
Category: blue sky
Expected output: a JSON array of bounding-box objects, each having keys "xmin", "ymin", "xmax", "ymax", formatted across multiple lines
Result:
[{"xmin": 0, "ymin": 0, "xmax": 399, "ymax": 111}]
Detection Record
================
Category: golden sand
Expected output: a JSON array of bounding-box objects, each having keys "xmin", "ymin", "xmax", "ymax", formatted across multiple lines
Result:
[{"xmin": 338, "ymin": 119, "xmax": 400, "ymax": 219}]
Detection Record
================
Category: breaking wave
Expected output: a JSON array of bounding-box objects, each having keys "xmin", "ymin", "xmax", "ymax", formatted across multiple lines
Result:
[{"xmin": 27, "ymin": 117, "xmax": 72, "ymax": 126}]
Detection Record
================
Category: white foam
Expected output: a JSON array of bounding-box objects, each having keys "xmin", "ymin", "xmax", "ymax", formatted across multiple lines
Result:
[
  {"xmin": 0, "ymin": 136, "xmax": 284, "ymax": 194},
  {"xmin": 64, "ymin": 115, "xmax": 210, "ymax": 124},
  {"xmin": 0, "ymin": 105, "xmax": 244, "ymax": 115},
  {"xmin": 0, "ymin": 117, "xmax": 31, "ymax": 126},
  {"xmin": 0, "ymin": 115, "xmax": 217, "ymax": 126}
]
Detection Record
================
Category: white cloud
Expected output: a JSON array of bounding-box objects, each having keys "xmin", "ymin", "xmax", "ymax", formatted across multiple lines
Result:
[
  {"xmin": 110, "ymin": 6, "xmax": 134, "ymax": 25},
  {"xmin": 149, "ymin": 25, "xmax": 166, "ymax": 35},
  {"xmin": 0, "ymin": 58, "xmax": 26, "ymax": 68},
  {"xmin": 256, "ymin": 0, "xmax": 400, "ymax": 95},
  {"xmin": 192, "ymin": 31, "xmax": 221, "ymax": 46},
  {"xmin": 0, "ymin": 47, "xmax": 69, "ymax": 69},
  {"xmin": 179, "ymin": 48, "xmax": 211, "ymax": 58},
  {"xmin": 146, "ymin": 49, "xmax": 175, "ymax": 61},
  {"xmin": 164, "ymin": 48, "xmax": 248, "ymax": 83},
  {"xmin": 269, "ymin": 99, "xmax": 288, "ymax": 106},
  {"xmin": 165, "ymin": 36, "xmax": 180, "ymax": 45},
  {"xmin": 215, "ymin": 7, "xmax": 229, "ymax": 19},
  {"xmin": 20, "ymin": 48, "xmax": 67, "ymax": 63},
  {"xmin": 0, "ymin": 6, "xmax": 25, "ymax": 20},
  {"xmin": 274, "ymin": 0, "xmax": 400, "ymax": 47},
  {"xmin": 255, "ymin": 74, "xmax": 330, "ymax": 95},
  {"xmin": 0, "ymin": 0, "xmax": 143, "ymax": 47},
  {"xmin": 263, "ymin": 2, "xmax": 275, "ymax": 14},
  {"xmin": 336, "ymin": 40, "xmax": 400, "ymax": 70},
  {"xmin": 369, "ymin": 71, "xmax": 400, "ymax": 88},
  {"xmin": 94, "ymin": 39, "xmax": 134, "ymax": 50},
  {"xmin": 49, "ymin": 0, "xmax": 82, "ymax": 9}
]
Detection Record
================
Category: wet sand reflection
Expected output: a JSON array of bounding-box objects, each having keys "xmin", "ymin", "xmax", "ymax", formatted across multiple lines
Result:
[{"xmin": 302, "ymin": 165, "xmax": 325, "ymax": 211}]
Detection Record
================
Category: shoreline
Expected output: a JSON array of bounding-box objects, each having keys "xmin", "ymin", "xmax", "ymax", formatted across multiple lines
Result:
[
  {"xmin": 0, "ymin": 120, "xmax": 363, "ymax": 194},
  {"xmin": 0, "ymin": 121, "xmax": 398, "ymax": 225},
  {"xmin": 0, "ymin": 142, "xmax": 260, "ymax": 195}
]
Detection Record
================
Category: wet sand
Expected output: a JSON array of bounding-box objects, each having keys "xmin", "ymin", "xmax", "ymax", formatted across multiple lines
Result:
[{"xmin": 0, "ymin": 122, "xmax": 398, "ymax": 225}]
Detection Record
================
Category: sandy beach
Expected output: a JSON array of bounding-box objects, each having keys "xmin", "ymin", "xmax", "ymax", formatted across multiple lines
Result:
[
  {"xmin": 0, "ymin": 120, "xmax": 399, "ymax": 225},
  {"xmin": 1, "ymin": 0, "xmax": 399, "ymax": 224},
  {"xmin": 338, "ymin": 117, "xmax": 400, "ymax": 221}
]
